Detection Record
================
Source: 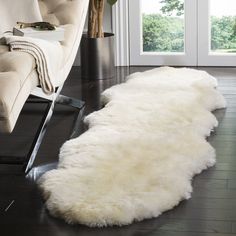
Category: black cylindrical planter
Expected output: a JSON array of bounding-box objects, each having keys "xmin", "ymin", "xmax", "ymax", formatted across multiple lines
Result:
[{"xmin": 81, "ymin": 33, "xmax": 115, "ymax": 80}]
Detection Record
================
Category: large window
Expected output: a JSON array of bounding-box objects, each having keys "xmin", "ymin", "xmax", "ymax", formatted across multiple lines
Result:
[{"xmin": 129, "ymin": 0, "xmax": 236, "ymax": 66}]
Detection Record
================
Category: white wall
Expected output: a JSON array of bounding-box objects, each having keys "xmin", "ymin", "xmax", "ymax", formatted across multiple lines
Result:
[{"xmin": 73, "ymin": 2, "xmax": 112, "ymax": 66}]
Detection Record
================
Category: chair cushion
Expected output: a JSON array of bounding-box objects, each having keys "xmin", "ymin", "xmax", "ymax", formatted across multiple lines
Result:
[{"xmin": 0, "ymin": 46, "xmax": 38, "ymax": 132}]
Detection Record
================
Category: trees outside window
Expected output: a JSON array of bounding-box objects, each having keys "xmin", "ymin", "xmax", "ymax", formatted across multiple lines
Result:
[{"xmin": 143, "ymin": 0, "xmax": 236, "ymax": 53}]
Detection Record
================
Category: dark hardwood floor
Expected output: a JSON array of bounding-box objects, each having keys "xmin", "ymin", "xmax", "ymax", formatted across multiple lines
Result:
[{"xmin": 0, "ymin": 66, "xmax": 236, "ymax": 236}]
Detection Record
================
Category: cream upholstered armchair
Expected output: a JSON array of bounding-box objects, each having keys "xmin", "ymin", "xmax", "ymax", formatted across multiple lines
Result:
[{"xmin": 0, "ymin": 0, "xmax": 89, "ymax": 172}]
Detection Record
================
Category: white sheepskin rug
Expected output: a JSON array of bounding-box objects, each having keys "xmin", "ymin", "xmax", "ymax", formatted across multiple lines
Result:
[{"xmin": 39, "ymin": 67, "xmax": 226, "ymax": 227}]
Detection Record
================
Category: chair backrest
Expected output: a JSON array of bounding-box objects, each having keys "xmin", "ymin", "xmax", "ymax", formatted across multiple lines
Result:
[
  {"xmin": 39, "ymin": 0, "xmax": 88, "ymax": 26},
  {"xmin": 38, "ymin": 0, "xmax": 89, "ymax": 85}
]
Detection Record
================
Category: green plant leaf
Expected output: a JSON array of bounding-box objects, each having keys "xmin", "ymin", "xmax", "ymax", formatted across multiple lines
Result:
[{"xmin": 107, "ymin": 0, "xmax": 118, "ymax": 6}]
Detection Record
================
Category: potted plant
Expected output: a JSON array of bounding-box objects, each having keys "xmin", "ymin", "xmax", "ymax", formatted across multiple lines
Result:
[{"xmin": 81, "ymin": 0, "xmax": 118, "ymax": 80}]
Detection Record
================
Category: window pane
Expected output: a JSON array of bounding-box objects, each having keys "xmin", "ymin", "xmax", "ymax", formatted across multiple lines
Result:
[
  {"xmin": 141, "ymin": 0, "xmax": 185, "ymax": 53},
  {"xmin": 210, "ymin": 0, "xmax": 236, "ymax": 53}
]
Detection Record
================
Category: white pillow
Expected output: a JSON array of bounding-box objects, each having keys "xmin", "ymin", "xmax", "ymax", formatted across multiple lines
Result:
[{"xmin": 0, "ymin": 0, "xmax": 42, "ymax": 35}]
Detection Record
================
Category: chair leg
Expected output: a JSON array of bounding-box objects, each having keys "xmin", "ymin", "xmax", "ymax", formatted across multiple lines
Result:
[
  {"xmin": 56, "ymin": 94, "xmax": 85, "ymax": 110},
  {"xmin": 24, "ymin": 101, "xmax": 54, "ymax": 173},
  {"xmin": 31, "ymin": 87, "xmax": 85, "ymax": 110},
  {"xmin": 24, "ymin": 95, "xmax": 85, "ymax": 173},
  {"xmin": 0, "ymin": 86, "xmax": 85, "ymax": 174}
]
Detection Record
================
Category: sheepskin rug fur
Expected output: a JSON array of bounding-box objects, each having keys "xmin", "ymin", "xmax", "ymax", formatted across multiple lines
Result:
[{"xmin": 39, "ymin": 67, "xmax": 226, "ymax": 227}]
